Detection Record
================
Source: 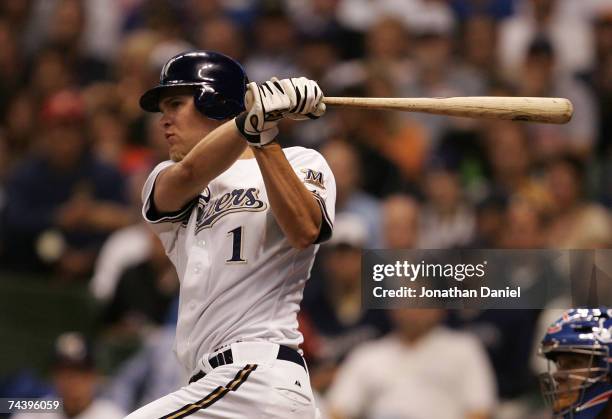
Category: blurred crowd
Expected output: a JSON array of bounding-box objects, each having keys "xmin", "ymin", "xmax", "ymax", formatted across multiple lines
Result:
[{"xmin": 0, "ymin": 0, "xmax": 611, "ymax": 418}]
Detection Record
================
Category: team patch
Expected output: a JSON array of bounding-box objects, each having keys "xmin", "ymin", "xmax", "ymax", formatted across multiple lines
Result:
[
  {"xmin": 301, "ymin": 168, "xmax": 325, "ymax": 189},
  {"xmin": 195, "ymin": 188, "xmax": 267, "ymax": 232}
]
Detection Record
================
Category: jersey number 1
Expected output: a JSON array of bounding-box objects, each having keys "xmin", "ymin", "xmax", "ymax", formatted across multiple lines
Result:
[{"xmin": 226, "ymin": 226, "xmax": 246, "ymax": 263}]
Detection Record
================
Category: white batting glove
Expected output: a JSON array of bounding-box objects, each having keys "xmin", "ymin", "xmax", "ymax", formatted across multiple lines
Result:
[
  {"xmin": 234, "ymin": 79, "xmax": 291, "ymax": 147},
  {"xmin": 278, "ymin": 77, "xmax": 326, "ymax": 120}
]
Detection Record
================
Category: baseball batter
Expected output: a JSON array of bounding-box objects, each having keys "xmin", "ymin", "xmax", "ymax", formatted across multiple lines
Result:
[{"xmin": 125, "ymin": 51, "xmax": 335, "ymax": 419}]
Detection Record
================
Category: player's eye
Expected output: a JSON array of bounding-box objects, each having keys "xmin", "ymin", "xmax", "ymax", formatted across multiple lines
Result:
[{"xmin": 162, "ymin": 98, "xmax": 183, "ymax": 110}]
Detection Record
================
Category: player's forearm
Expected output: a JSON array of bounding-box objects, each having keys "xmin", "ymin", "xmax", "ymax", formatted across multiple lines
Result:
[
  {"xmin": 253, "ymin": 143, "xmax": 321, "ymax": 249},
  {"xmin": 179, "ymin": 120, "xmax": 248, "ymax": 183},
  {"xmin": 155, "ymin": 121, "xmax": 247, "ymax": 213}
]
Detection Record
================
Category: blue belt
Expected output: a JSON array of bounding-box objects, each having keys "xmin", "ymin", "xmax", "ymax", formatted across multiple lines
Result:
[{"xmin": 189, "ymin": 345, "xmax": 305, "ymax": 383}]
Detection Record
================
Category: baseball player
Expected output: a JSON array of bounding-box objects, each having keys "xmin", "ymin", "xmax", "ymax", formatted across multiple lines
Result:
[
  {"xmin": 539, "ymin": 308, "xmax": 612, "ymax": 419},
  {"xmin": 125, "ymin": 51, "xmax": 335, "ymax": 419}
]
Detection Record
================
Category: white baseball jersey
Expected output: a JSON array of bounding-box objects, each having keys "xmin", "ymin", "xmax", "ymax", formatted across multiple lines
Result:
[{"xmin": 141, "ymin": 146, "xmax": 335, "ymax": 375}]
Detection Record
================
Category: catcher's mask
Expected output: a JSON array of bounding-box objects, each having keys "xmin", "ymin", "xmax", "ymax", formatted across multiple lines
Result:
[{"xmin": 539, "ymin": 308, "xmax": 612, "ymax": 419}]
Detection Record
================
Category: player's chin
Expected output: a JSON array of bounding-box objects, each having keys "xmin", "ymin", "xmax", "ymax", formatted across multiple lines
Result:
[{"xmin": 169, "ymin": 148, "xmax": 185, "ymax": 162}]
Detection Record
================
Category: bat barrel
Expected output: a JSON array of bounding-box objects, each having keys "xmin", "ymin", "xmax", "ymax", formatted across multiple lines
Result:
[{"xmin": 322, "ymin": 96, "xmax": 573, "ymax": 124}]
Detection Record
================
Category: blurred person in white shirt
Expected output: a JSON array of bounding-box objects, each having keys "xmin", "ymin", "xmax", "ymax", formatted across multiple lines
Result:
[
  {"xmin": 327, "ymin": 308, "xmax": 496, "ymax": 419},
  {"xmin": 499, "ymin": 0, "xmax": 595, "ymax": 81}
]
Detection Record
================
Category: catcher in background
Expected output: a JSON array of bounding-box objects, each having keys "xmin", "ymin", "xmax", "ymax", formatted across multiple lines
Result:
[
  {"xmin": 127, "ymin": 50, "xmax": 335, "ymax": 419},
  {"xmin": 539, "ymin": 308, "xmax": 612, "ymax": 418}
]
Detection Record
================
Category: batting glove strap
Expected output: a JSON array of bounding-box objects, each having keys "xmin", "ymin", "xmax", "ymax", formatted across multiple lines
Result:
[
  {"xmin": 234, "ymin": 112, "xmax": 278, "ymax": 147},
  {"xmin": 235, "ymin": 80, "xmax": 290, "ymax": 147}
]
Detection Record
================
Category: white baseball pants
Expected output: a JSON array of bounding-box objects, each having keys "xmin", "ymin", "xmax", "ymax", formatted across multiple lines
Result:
[{"xmin": 124, "ymin": 343, "xmax": 317, "ymax": 419}]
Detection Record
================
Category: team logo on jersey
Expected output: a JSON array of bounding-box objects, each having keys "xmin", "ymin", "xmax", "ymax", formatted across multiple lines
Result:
[
  {"xmin": 195, "ymin": 187, "xmax": 266, "ymax": 231},
  {"xmin": 301, "ymin": 169, "xmax": 325, "ymax": 189}
]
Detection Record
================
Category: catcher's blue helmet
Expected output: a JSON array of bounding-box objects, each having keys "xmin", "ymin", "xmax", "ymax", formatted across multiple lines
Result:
[
  {"xmin": 139, "ymin": 51, "xmax": 248, "ymax": 120},
  {"xmin": 539, "ymin": 308, "xmax": 612, "ymax": 418}
]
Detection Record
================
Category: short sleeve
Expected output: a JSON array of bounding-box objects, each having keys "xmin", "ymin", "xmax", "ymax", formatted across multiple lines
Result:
[
  {"xmin": 287, "ymin": 148, "xmax": 336, "ymax": 243},
  {"xmin": 141, "ymin": 161, "xmax": 197, "ymax": 226},
  {"xmin": 141, "ymin": 161, "xmax": 197, "ymax": 253}
]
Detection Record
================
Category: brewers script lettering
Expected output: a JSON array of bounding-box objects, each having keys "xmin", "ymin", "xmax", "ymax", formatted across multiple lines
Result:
[{"xmin": 194, "ymin": 188, "xmax": 267, "ymax": 232}]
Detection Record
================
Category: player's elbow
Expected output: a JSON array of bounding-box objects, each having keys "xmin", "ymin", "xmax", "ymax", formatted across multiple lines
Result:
[
  {"xmin": 287, "ymin": 225, "xmax": 319, "ymax": 249},
  {"xmin": 175, "ymin": 160, "xmax": 198, "ymax": 185}
]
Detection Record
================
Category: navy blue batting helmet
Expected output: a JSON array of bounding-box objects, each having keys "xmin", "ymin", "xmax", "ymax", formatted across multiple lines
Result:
[{"xmin": 139, "ymin": 51, "xmax": 248, "ymax": 120}]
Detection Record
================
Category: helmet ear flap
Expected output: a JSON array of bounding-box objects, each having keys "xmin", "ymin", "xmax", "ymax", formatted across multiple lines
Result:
[
  {"xmin": 194, "ymin": 85, "xmax": 245, "ymax": 120},
  {"xmin": 194, "ymin": 86, "xmax": 216, "ymax": 116}
]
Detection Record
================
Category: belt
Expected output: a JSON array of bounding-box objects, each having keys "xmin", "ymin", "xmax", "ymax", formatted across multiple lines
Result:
[{"xmin": 189, "ymin": 345, "xmax": 305, "ymax": 384}]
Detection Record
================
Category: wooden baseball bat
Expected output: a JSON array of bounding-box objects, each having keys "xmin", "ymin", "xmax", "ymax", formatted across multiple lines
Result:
[{"xmin": 322, "ymin": 96, "xmax": 573, "ymax": 124}]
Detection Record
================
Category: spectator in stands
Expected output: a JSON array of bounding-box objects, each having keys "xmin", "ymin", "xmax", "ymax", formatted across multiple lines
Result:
[
  {"xmin": 499, "ymin": 198, "xmax": 546, "ymax": 249},
  {"xmin": 336, "ymin": 0, "xmax": 456, "ymax": 37},
  {"xmin": 330, "ymin": 12, "xmax": 456, "ymax": 160},
  {"xmin": 1, "ymin": 90, "xmax": 129, "ymax": 278},
  {"xmin": 181, "ymin": 0, "xmax": 227, "ymax": 35},
  {"xmin": 324, "ymin": 15, "xmax": 413, "ymax": 94},
  {"xmin": 27, "ymin": 47, "xmax": 75, "ymax": 100},
  {"xmin": 287, "ymin": 0, "xmax": 361, "ymax": 63},
  {"xmin": 90, "ymin": 167, "xmax": 152, "ymax": 302},
  {"xmin": 2, "ymin": 92, "xmax": 36, "ymax": 163},
  {"xmin": 585, "ymin": 9, "xmax": 612, "ymax": 206},
  {"xmin": 459, "ymin": 15, "xmax": 500, "ymax": 84},
  {"xmin": 589, "ymin": 9, "xmax": 612, "ymax": 154},
  {"xmin": 103, "ymin": 229, "xmax": 179, "ymax": 337},
  {"xmin": 101, "ymin": 29, "xmax": 161, "ymax": 127},
  {"xmin": 0, "ymin": 0, "xmax": 32, "ymax": 38},
  {"xmin": 11, "ymin": 332, "xmax": 124, "ymax": 419},
  {"xmin": 518, "ymin": 37, "xmax": 598, "ymax": 159},
  {"xmin": 469, "ymin": 195, "xmax": 507, "ymax": 248},
  {"xmin": 321, "ymin": 139, "xmax": 382, "ymax": 248},
  {"xmin": 362, "ymin": 71, "xmax": 431, "ymax": 183},
  {"xmin": 499, "ymin": 0, "xmax": 595, "ymax": 81},
  {"xmin": 418, "ymin": 165, "xmax": 475, "ymax": 248},
  {"xmin": 446, "ymin": 308, "xmax": 541, "ymax": 417},
  {"xmin": 544, "ymin": 155, "xmax": 611, "ymax": 248},
  {"xmin": 298, "ymin": 36, "xmax": 339, "ymax": 88},
  {"xmin": 244, "ymin": 4, "xmax": 300, "ymax": 82},
  {"xmin": 331, "ymin": 97, "xmax": 405, "ymax": 197},
  {"xmin": 407, "ymin": 16, "xmax": 486, "ymax": 144},
  {"xmin": 194, "ymin": 16, "xmax": 245, "ymax": 63},
  {"xmin": 89, "ymin": 108, "xmax": 130, "ymax": 169},
  {"xmin": 483, "ymin": 120, "xmax": 549, "ymax": 209},
  {"xmin": 485, "ymin": 121, "xmax": 532, "ymax": 196},
  {"xmin": 327, "ymin": 308, "xmax": 496, "ymax": 419},
  {"xmin": 382, "ymin": 194, "xmax": 420, "ymax": 249},
  {"xmin": 25, "ymin": 0, "xmax": 109, "ymax": 85},
  {"xmin": 90, "ymin": 222, "xmax": 152, "ymax": 303},
  {"xmin": 281, "ymin": 39, "xmax": 338, "ymax": 149}
]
